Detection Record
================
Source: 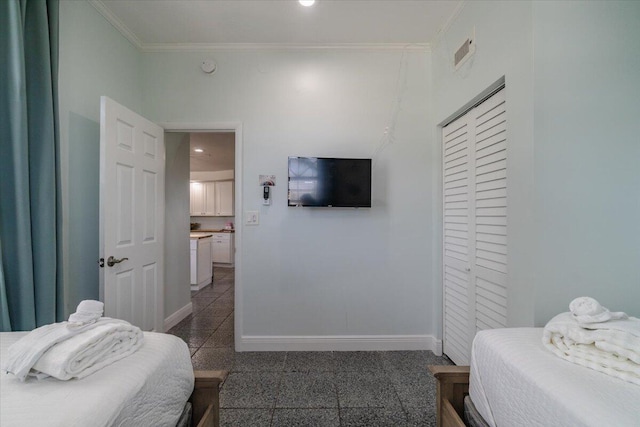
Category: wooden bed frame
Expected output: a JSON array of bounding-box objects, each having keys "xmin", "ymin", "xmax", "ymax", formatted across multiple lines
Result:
[
  {"xmin": 428, "ymin": 365, "xmax": 470, "ymax": 427},
  {"xmin": 190, "ymin": 370, "xmax": 228, "ymax": 427}
]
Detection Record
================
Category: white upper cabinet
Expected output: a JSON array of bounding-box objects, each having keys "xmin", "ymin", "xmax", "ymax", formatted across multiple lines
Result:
[
  {"xmin": 203, "ymin": 181, "xmax": 217, "ymax": 215},
  {"xmin": 190, "ymin": 180, "xmax": 233, "ymax": 216},
  {"xmin": 214, "ymin": 180, "xmax": 234, "ymax": 216},
  {"xmin": 190, "ymin": 182, "xmax": 205, "ymax": 215}
]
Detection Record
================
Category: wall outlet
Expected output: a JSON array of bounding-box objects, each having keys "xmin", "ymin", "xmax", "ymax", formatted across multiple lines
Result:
[{"xmin": 245, "ymin": 211, "xmax": 259, "ymax": 225}]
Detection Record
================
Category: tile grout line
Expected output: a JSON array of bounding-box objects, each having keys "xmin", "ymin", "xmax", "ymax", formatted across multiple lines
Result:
[
  {"xmin": 385, "ymin": 364, "xmax": 410, "ymax": 424},
  {"xmin": 336, "ymin": 363, "xmax": 343, "ymax": 427},
  {"xmin": 267, "ymin": 352, "xmax": 287, "ymax": 427}
]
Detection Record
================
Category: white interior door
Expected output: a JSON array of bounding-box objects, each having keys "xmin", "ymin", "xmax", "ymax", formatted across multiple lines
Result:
[
  {"xmin": 471, "ymin": 90, "xmax": 508, "ymax": 334},
  {"xmin": 442, "ymin": 88, "xmax": 507, "ymax": 365},
  {"xmin": 100, "ymin": 96, "xmax": 165, "ymax": 331}
]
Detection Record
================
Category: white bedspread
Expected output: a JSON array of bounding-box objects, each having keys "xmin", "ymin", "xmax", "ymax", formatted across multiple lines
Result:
[
  {"xmin": 0, "ymin": 332, "xmax": 194, "ymax": 427},
  {"xmin": 469, "ymin": 328, "xmax": 640, "ymax": 427}
]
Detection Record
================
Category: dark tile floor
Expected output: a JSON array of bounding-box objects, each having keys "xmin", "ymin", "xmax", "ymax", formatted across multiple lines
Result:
[{"xmin": 168, "ymin": 267, "xmax": 453, "ymax": 427}]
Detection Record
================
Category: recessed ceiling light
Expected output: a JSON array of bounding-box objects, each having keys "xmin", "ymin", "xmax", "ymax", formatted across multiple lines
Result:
[
  {"xmin": 299, "ymin": 0, "xmax": 315, "ymax": 6},
  {"xmin": 194, "ymin": 148, "xmax": 204, "ymax": 153}
]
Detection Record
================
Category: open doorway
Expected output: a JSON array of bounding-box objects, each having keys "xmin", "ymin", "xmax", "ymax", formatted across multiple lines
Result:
[
  {"xmin": 163, "ymin": 123, "xmax": 243, "ymax": 352},
  {"xmin": 189, "ymin": 132, "xmax": 236, "ymax": 291}
]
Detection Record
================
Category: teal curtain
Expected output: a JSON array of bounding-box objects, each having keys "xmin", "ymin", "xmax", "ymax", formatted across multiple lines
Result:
[{"xmin": 0, "ymin": 0, "xmax": 63, "ymax": 331}]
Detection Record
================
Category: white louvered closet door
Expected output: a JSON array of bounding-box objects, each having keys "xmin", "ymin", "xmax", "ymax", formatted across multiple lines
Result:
[{"xmin": 443, "ymin": 88, "xmax": 507, "ymax": 366}]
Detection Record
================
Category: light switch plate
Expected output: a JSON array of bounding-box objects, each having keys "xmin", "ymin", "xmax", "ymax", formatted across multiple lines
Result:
[{"xmin": 245, "ymin": 210, "xmax": 259, "ymax": 225}]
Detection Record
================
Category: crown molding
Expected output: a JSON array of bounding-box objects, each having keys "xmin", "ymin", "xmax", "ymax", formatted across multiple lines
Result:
[
  {"xmin": 140, "ymin": 42, "xmax": 431, "ymax": 52},
  {"xmin": 88, "ymin": 0, "xmax": 144, "ymax": 50}
]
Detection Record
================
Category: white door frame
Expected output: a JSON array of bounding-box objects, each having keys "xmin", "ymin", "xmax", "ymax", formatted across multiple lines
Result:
[{"xmin": 161, "ymin": 122, "xmax": 243, "ymax": 351}]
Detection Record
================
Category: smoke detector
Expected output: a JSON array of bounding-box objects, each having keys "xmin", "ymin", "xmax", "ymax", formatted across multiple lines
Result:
[{"xmin": 200, "ymin": 59, "xmax": 217, "ymax": 74}]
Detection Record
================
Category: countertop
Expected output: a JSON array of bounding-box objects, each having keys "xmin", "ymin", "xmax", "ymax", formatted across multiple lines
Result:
[
  {"xmin": 189, "ymin": 232, "xmax": 213, "ymax": 239},
  {"xmin": 192, "ymin": 229, "xmax": 235, "ymax": 233}
]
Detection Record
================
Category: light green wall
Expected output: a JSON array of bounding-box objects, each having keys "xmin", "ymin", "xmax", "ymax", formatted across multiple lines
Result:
[
  {"xmin": 164, "ymin": 133, "xmax": 192, "ymax": 319},
  {"xmin": 432, "ymin": 1, "xmax": 536, "ymax": 327},
  {"xmin": 532, "ymin": 1, "xmax": 640, "ymax": 323},
  {"xmin": 56, "ymin": 0, "xmax": 639, "ymax": 334},
  {"xmin": 141, "ymin": 49, "xmax": 437, "ymax": 344},
  {"xmin": 432, "ymin": 0, "xmax": 640, "ymax": 328},
  {"xmin": 58, "ymin": 0, "xmax": 141, "ymax": 314}
]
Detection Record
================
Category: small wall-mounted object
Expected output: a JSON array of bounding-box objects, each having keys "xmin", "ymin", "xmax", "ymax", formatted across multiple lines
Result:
[
  {"xmin": 200, "ymin": 59, "xmax": 217, "ymax": 74},
  {"xmin": 259, "ymin": 175, "xmax": 276, "ymax": 186},
  {"xmin": 454, "ymin": 27, "xmax": 476, "ymax": 70},
  {"xmin": 263, "ymin": 185, "xmax": 271, "ymax": 205},
  {"xmin": 260, "ymin": 175, "xmax": 275, "ymax": 206},
  {"xmin": 246, "ymin": 211, "xmax": 259, "ymax": 225}
]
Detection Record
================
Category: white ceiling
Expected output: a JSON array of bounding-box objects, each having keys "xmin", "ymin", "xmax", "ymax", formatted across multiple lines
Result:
[
  {"xmin": 93, "ymin": 0, "xmax": 462, "ymax": 49},
  {"xmin": 189, "ymin": 133, "xmax": 235, "ymax": 172}
]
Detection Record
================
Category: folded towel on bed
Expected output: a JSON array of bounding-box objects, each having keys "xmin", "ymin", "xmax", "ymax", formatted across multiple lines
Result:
[
  {"xmin": 543, "ymin": 307, "xmax": 640, "ymax": 385},
  {"xmin": 569, "ymin": 296, "xmax": 628, "ymax": 325},
  {"xmin": 1, "ymin": 300, "xmax": 143, "ymax": 381},
  {"xmin": 30, "ymin": 320, "xmax": 144, "ymax": 380}
]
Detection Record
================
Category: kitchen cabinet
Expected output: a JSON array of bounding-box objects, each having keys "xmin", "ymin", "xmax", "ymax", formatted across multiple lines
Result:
[
  {"xmin": 190, "ymin": 182, "xmax": 216, "ymax": 216},
  {"xmin": 214, "ymin": 181, "xmax": 234, "ymax": 216},
  {"xmin": 190, "ymin": 233, "xmax": 213, "ymax": 290},
  {"xmin": 190, "ymin": 180, "xmax": 233, "ymax": 216},
  {"xmin": 211, "ymin": 232, "xmax": 234, "ymax": 265},
  {"xmin": 190, "ymin": 182, "xmax": 205, "ymax": 215}
]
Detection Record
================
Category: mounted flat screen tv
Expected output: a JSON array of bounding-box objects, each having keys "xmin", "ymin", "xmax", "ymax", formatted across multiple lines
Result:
[{"xmin": 288, "ymin": 157, "xmax": 372, "ymax": 208}]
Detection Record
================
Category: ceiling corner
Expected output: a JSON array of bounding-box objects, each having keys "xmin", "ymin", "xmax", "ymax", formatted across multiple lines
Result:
[
  {"xmin": 434, "ymin": 1, "xmax": 467, "ymax": 43},
  {"xmin": 88, "ymin": 0, "xmax": 145, "ymax": 51}
]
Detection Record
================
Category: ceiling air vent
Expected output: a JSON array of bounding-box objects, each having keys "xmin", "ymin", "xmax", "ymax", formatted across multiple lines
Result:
[{"xmin": 454, "ymin": 28, "xmax": 476, "ymax": 70}]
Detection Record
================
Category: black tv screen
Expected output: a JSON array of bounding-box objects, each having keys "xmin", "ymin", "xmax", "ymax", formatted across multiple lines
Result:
[{"xmin": 288, "ymin": 157, "xmax": 372, "ymax": 207}]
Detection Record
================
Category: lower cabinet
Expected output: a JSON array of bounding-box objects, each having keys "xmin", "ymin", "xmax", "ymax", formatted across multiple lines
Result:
[
  {"xmin": 190, "ymin": 236, "xmax": 213, "ymax": 290},
  {"xmin": 212, "ymin": 233, "xmax": 234, "ymax": 265}
]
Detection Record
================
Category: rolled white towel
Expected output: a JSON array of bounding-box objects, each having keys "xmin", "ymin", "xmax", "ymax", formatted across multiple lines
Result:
[
  {"xmin": 30, "ymin": 320, "xmax": 144, "ymax": 380},
  {"xmin": 68, "ymin": 300, "xmax": 104, "ymax": 326},
  {"xmin": 1, "ymin": 300, "xmax": 143, "ymax": 381},
  {"xmin": 569, "ymin": 296, "xmax": 627, "ymax": 325}
]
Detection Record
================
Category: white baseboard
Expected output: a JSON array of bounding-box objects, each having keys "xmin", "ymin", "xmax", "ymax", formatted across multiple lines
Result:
[
  {"xmin": 213, "ymin": 263, "xmax": 234, "ymax": 268},
  {"xmin": 190, "ymin": 280, "xmax": 210, "ymax": 292},
  {"xmin": 237, "ymin": 334, "xmax": 441, "ymax": 353},
  {"xmin": 164, "ymin": 302, "xmax": 193, "ymax": 332},
  {"xmin": 433, "ymin": 338, "xmax": 443, "ymax": 356}
]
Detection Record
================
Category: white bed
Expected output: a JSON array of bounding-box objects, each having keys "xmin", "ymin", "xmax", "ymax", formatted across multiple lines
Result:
[
  {"xmin": 470, "ymin": 328, "xmax": 640, "ymax": 426},
  {"xmin": 1, "ymin": 331, "xmax": 194, "ymax": 427},
  {"xmin": 430, "ymin": 327, "xmax": 640, "ymax": 427}
]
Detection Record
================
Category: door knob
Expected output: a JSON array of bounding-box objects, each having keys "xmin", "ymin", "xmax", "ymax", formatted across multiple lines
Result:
[{"xmin": 107, "ymin": 256, "xmax": 129, "ymax": 267}]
